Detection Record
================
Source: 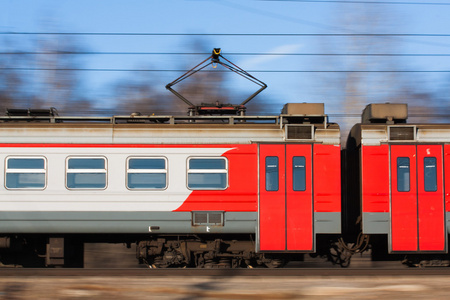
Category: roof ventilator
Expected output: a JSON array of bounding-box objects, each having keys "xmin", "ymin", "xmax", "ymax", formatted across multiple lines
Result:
[{"xmin": 389, "ymin": 126, "xmax": 416, "ymax": 141}]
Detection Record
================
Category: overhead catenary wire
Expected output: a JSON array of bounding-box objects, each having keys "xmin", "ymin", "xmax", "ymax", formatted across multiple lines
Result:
[
  {"xmin": 3, "ymin": 31, "xmax": 449, "ymax": 48},
  {"xmin": 260, "ymin": 0, "xmax": 450, "ymax": 5},
  {"xmin": 1, "ymin": 67, "xmax": 450, "ymax": 73},
  {"xmin": 2, "ymin": 31, "xmax": 450, "ymax": 49},
  {"xmin": 2, "ymin": 32, "xmax": 450, "ymax": 37},
  {"xmin": 2, "ymin": 51, "xmax": 450, "ymax": 57}
]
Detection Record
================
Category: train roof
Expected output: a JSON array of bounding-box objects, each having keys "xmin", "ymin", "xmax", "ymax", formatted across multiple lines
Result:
[
  {"xmin": 348, "ymin": 103, "xmax": 450, "ymax": 147},
  {"xmin": 348, "ymin": 123, "xmax": 450, "ymax": 147},
  {"xmin": 0, "ymin": 104, "xmax": 341, "ymax": 145}
]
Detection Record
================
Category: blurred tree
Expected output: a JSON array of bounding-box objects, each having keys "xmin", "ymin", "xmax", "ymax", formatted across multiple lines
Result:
[
  {"xmin": 0, "ymin": 31, "xmax": 93, "ymax": 115},
  {"xmin": 0, "ymin": 37, "xmax": 29, "ymax": 112},
  {"xmin": 315, "ymin": 4, "xmax": 444, "ymax": 141},
  {"xmin": 438, "ymin": 78, "xmax": 450, "ymax": 122},
  {"xmin": 31, "ymin": 34, "xmax": 92, "ymax": 115},
  {"xmin": 112, "ymin": 62, "xmax": 187, "ymax": 116}
]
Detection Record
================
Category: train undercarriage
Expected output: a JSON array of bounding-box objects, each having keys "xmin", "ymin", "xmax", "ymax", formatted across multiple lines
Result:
[
  {"xmin": 0, "ymin": 234, "xmax": 343, "ymax": 268},
  {"xmin": 137, "ymin": 235, "xmax": 300, "ymax": 268},
  {"xmin": 1, "ymin": 234, "xmax": 448, "ymax": 268}
]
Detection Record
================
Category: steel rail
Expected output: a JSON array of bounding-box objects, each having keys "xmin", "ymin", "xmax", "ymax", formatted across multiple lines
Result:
[{"xmin": 1, "ymin": 267, "xmax": 450, "ymax": 277}]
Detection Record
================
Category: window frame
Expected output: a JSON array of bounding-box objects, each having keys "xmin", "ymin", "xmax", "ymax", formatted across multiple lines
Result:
[
  {"xmin": 126, "ymin": 156, "xmax": 168, "ymax": 190},
  {"xmin": 265, "ymin": 156, "xmax": 279, "ymax": 192},
  {"xmin": 424, "ymin": 157, "xmax": 438, "ymax": 192},
  {"xmin": 5, "ymin": 156, "xmax": 47, "ymax": 190},
  {"xmin": 65, "ymin": 156, "xmax": 108, "ymax": 190},
  {"xmin": 292, "ymin": 156, "xmax": 306, "ymax": 192},
  {"xmin": 396, "ymin": 157, "xmax": 410, "ymax": 192},
  {"xmin": 187, "ymin": 157, "xmax": 228, "ymax": 190}
]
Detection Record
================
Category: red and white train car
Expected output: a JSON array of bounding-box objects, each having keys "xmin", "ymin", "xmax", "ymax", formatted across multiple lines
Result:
[
  {"xmin": 0, "ymin": 103, "xmax": 341, "ymax": 267},
  {"xmin": 345, "ymin": 103, "xmax": 450, "ymax": 266}
]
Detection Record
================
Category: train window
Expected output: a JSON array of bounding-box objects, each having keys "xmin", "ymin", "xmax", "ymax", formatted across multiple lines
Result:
[
  {"xmin": 265, "ymin": 156, "xmax": 279, "ymax": 191},
  {"xmin": 397, "ymin": 157, "xmax": 410, "ymax": 192},
  {"xmin": 293, "ymin": 156, "xmax": 306, "ymax": 191},
  {"xmin": 66, "ymin": 157, "xmax": 107, "ymax": 189},
  {"xmin": 127, "ymin": 157, "xmax": 167, "ymax": 189},
  {"xmin": 5, "ymin": 157, "xmax": 46, "ymax": 189},
  {"xmin": 424, "ymin": 157, "xmax": 437, "ymax": 192},
  {"xmin": 187, "ymin": 157, "xmax": 227, "ymax": 190}
]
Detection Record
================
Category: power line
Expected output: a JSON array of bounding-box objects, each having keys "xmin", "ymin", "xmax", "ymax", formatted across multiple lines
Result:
[
  {"xmin": 2, "ymin": 32, "xmax": 450, "ymax": 37},
  {"xmin": 2, "ymin": 67, "xmax": 450, "ymax": 73},
  {"xmin": 2, "ymin": 51, "xmax": 450, "ymax": 57},
  {"xmin": 261, "ymin": 0, "xmax": 450, "ymax": 5}
]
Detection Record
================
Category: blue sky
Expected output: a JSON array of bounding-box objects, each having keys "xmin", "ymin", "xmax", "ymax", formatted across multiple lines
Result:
[{"xmin": 1, "ymin": 0, "xmax": 450, "ymax": 117}]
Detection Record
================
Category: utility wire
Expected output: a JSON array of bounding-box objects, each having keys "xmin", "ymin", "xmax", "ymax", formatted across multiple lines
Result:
[
  {"xmin": 2, "ymin": 51, "xmax": 450, "ymax": 57},
  {"xmin": 261, "ymin": 0, "xmax": 450, "ymax": 5},
  {"xmin": 2, "ymin": 32, "xmax": 450, "ymax": 37},
  {"xmin": 2, "ymin": 67, "xmax": 450, "ymax": 73}
]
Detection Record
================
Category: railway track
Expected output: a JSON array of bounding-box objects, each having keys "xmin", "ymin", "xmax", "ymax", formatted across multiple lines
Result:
[
  {"xmin": 2, "ymin": 267, "xmax": 450, "ymax": 299},
  {"xmin": 1, "ymin": 267, "xmax": 450, "ymax": 277}
]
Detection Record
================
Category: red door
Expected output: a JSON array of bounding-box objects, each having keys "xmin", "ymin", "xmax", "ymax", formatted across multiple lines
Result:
[
  {"xmin": 417, "ymin": 145, "xmax": 445, "ymax": 251},
  {"xmin": 390, "ymin": 145, "xmax": 445, "ymax": 252},
  {"xmin": 259, "ymin": 144, "xmax": 313, "ymax": 251}
]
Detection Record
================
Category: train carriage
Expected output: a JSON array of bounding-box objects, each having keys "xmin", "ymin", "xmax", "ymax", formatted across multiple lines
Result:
[
  {"xmin": 0, "ymin": 103, "xmax": 341, "ymax": 268},
  {"xmin": 345, "ymin": 103, "xmax": 450, "ymax": 266}
]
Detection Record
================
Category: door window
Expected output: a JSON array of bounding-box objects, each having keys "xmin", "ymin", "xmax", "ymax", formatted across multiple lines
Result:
[
  {"xmin": 424, "ymin": 157, "xmax": 437, "ymax": 192},
  {"xmin": 397, "ymin": 157, "xmax": 410, "ymax": 192},
  {"xmin": 265, "ymin": 156, "xmax": 279, "ymax": 191},
  {"xmin": 292, "ymin": 156, "xmax": 306, "ymax": 191}
]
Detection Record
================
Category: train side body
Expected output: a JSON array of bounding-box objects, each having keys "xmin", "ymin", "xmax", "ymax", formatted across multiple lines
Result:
[
  {"xmin": 346, "ymin": 103, "xmax": 450, "ymax": 258},
  {"xmin": 0, "ymin": 105, "xmax": 341, "ymax": 267}
]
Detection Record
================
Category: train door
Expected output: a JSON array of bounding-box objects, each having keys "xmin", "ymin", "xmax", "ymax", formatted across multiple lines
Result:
[
  {"xmin": 390, "ymin": 145, "xmax": 446, "ymax": 252},
  {"xmin": 258, "ymin": 144, "xmax": 313, "ymax": 251}
]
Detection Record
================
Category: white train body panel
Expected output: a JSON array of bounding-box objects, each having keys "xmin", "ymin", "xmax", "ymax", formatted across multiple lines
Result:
[{"xmin": 0, "ymin": 146, "xmax": 231, "ymax": 212}]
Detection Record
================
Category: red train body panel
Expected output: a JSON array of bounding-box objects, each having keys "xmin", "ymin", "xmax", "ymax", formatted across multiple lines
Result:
[
  {"xmin": 176, "ymin": 144, "xmax": 258, "ymax": 212},
  {"xmin": 259, "ymin": 143, "xmax": 341, "ymax": 252},
  {"xmin": 346, "ymin": 103, "xmax": 450, "ymax": 262},
  {"xmin": 361, "ymin": 145, "xmax": 390, "ymax": 213}
]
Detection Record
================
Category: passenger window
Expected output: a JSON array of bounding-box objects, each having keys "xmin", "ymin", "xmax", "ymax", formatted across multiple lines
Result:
[
  {"xmin": 293, "ymin": 156, "xmax": 306, "ymax": 191},
  {"xmin": 5, "ymin": 157, "xmax": 46, "ymax": 189},
  {"xmin": 66, "ymin": 157, "xmax": 107, "ymax": 189},
  {"xmin": 424, "ymin": 157, "xmax": 437, "ymax": 192},
  {"xmin": 265, "ymin": 156, "xmax": 279, "ymax": 191},
  {"xmin": 127, "ymin": 157, "xmax": 167, "ymax": 189},
  {"xmin": 187, "ymin": 158, "xmax": 227, "ymax": 190},
  {"xmin": 397, "ymin": 157, "xmax": 410, "ymax": 192}
]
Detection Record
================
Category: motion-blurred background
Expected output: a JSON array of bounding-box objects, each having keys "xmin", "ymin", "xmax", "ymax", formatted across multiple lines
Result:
[{"xmin": 1, "ymin": 0, "xmax": 449, "ymax": 139}]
